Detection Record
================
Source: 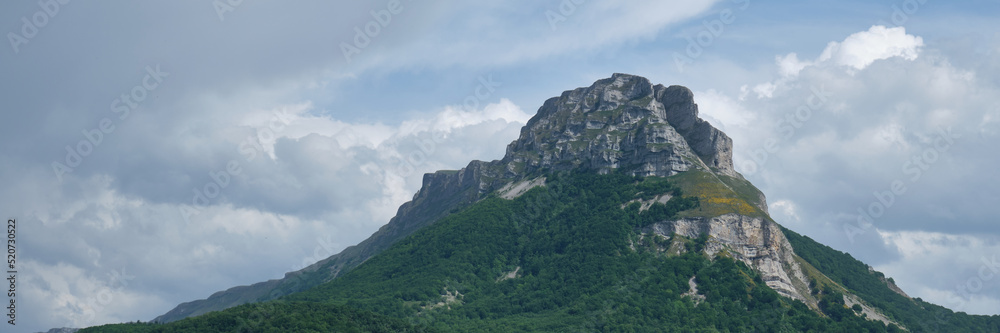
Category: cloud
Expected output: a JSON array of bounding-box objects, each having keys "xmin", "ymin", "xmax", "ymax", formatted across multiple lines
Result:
[
  {"xmin": 775, "ymin": 25, "xmax": 925, "ymax": 78},
  {"xmin": 700, "ymin": 26, "xmax": 1000, "ymax": 315},
  {"xmin": 4, "ymin": 94, "xmax": 529, "ymax": 329},
  {"xmin": 19, "ymin": 260, "xmax": 168, "ymax": 329},
  {"xmin": 769, "ymin": 199, "xmax": 802, "ymax": 224},
  {"xmin": 817, "ymin": 25, "xmax": 923, "ymax": 71},
  {"xmin": 390, "ymin": 1, "xmax": 719, "ymax": 68},
  {"xmin": 743, "ymin": 25, "xmax": 924, "ymax": 100},
  {"xmin": 777, "ymin": 53, "xmax": 810, "ymax": 78},
  {"xmin": 875, "ymin": 230, "xmax": 1000, "ymax": 315},
  {"xmin": 695, "ymin": 88, "xmax": 757, "ymax": 130},
  {"xmin": 2, "ymin": 2, "xmax": 723, "ymax": 329},
  {"xmin": 2, "ymin": 2, "xmax": 996, "ymax": 331}
]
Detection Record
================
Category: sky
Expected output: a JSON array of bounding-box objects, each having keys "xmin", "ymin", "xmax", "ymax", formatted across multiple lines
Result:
[{"xmin": 1, "ymin": 0, "xmax": 998, "ymax": 331}]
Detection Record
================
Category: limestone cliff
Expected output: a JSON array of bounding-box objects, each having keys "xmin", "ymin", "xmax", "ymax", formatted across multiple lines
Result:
[
  {"xmin": 644, "ymin": 214, "xmax": 813, "ymax": 305},
  {"xmin": 156, "ymin": 73, "xmax": 899, "ymax": 325},
  {"xmin": 155, "ymin": 73, "xmax": 757, "ymax": 322},
  {"xmin": 502, "ymin": 73, "xmax": 737, "ymax": 178}
]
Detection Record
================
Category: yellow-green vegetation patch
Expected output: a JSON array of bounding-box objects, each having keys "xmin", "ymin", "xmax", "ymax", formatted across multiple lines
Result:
[
  {"xmin": 669, "ymin": 170, "xmax": 766, "ymax": 218},
  {"xmin": 716, "ymin": 174, "xmax": 768, "ymax": 213}
]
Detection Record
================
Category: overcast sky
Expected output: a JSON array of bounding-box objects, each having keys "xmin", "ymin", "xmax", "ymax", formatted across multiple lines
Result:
[{"xmin": 1, "ymin": 1, "xmax": 998, "ymax": 331}]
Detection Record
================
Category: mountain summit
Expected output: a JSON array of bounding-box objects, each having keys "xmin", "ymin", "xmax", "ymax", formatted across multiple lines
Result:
[
  {"xmin": 156, "ymin": 73, "xmax": 753, "ymax": 324},
  {"xmin": 503, "ymin": 73, "xmax": 736, "ymax": 178},
  {"xmin": 500, "ymin": 74, "xmax": 811, "ymax": 304},
  {"xmin": 105, "ymin": 74, "xmax": 1000, "ymax": 332}
]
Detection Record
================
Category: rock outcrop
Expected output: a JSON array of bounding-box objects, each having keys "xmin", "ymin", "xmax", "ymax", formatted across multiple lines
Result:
[
  {"xmin": 155, "ymin": 73, "xmax": 767, "ymax": 322},
  {"xmin": 502, "ymin": 73, "xmax": 737, "ymax": 178},
  {"xmin": 644, "ymin": 214, "xmax": 813, "ymax": 304}
]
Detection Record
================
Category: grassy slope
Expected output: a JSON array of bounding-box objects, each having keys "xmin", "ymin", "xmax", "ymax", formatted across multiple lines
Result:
[{"xmin": 669, "ymin": 170, "xmax": 766, "ymax": 218}]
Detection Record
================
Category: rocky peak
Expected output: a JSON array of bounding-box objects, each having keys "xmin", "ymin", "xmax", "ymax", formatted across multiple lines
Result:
[
  {"xmin": 155, "ymin": 74, "xmax": 910, "ymax": 327},
  {"xmin": 501, "ymin": 73, "xmax": 737, "ymax": 179}
]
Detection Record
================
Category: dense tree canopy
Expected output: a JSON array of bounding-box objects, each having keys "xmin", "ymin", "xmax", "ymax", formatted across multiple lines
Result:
[{"xmin": 83, "ymin": 172, "xmax": 999, "ymax": 332}]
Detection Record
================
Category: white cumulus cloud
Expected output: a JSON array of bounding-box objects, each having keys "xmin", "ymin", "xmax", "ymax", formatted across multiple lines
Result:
[{"xmin": 818, "ymin": 25, "xmax": 924, "ymax": 71}]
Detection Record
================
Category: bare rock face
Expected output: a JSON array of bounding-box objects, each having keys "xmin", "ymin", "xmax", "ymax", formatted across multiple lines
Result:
[
  {"xmin": 654, "ymin": 85, "xmax": 735, "ymax": 175},
  {"xmin": 154, "ymin": 73, "xmax": 749, "ymax": 322},
  {"xmin": 644, "ymin": 214, "xmax": 813, "ymax": 304},
  {"xmin": 502, "ymin": 73, "xmax": 738, "ymax": 178}
]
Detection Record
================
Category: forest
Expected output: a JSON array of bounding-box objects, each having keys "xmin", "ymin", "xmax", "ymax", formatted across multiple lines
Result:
[{"xmin": 81, "ymin": 172, "xmax": 996, "ymax": 332}]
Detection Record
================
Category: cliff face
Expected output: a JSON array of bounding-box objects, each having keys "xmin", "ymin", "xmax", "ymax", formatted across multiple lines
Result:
[
  {"xmin": 493, "ymin": 74, "xmax": 815, "ymax": 308},
  {"xmin": 502, "ymin": 73, "xmax": 737, "ymax": 178},
  {"xmin": 158, "ymin": 73, "xmax": 854, "ymax": 323},
  {"xmin": 644, "ymin": 214, "xmax": 813, "ymax": 305}
]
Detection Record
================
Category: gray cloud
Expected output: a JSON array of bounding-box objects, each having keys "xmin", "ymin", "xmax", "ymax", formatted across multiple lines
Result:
[
  {"xmin": 698, "ymin": 27, "xmax": 1000, "ymax": 315},
  {"xmin": 5, "ymin": 1, "xmax": 997, "ymax": 331}
]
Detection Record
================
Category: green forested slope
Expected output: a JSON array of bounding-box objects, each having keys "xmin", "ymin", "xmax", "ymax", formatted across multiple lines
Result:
[
  {"xmin": 84, "ymin": 172, "xmax": 927, "ymax": 332},
  {"xmin": 783, "ymin": 227, "xmax": 1000, "ymax": 332},
  {"xmin": 79, "ymin": 302, "xmax": 435, "ymax": 333}
]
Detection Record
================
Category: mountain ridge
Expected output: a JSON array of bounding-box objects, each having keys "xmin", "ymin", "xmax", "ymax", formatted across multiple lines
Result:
[
  {"xmin": 127, "ymin": 73, "xmax": 1000, "ymax": 332},
  {"xmin": 153, "ymin": 73, "xmax": 745, "ymax": 323}
]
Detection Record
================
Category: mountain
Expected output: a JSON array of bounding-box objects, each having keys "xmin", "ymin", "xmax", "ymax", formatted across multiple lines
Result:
[
  {"xmin": 151, "ymin": 73, "xmax": 742, "ymax": 323},
  {"xmin": 86, "ymin": 74, "xmax": 1000, "ymax": 332},
  {"xmin": 35, "ymin": 329, "xmax": 79, "ymax": 333}
]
